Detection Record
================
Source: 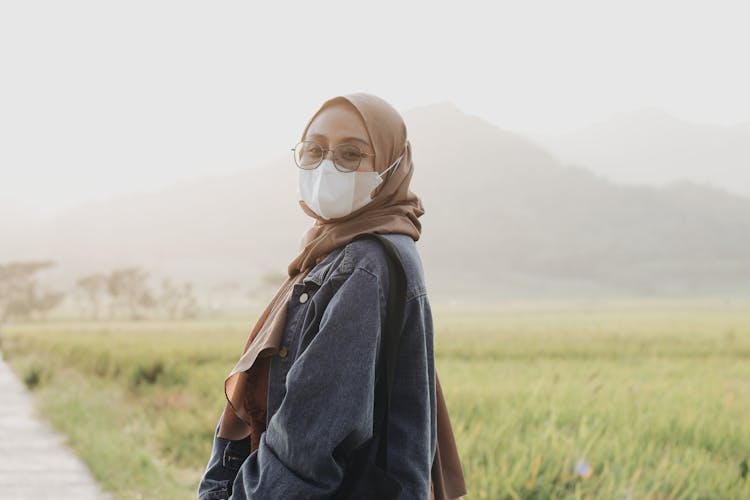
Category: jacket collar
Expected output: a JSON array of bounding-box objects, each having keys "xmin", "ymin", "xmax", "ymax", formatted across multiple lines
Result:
[{"xmin": 301, "ymin": 246, "xmax": 345, "ymax": 287}]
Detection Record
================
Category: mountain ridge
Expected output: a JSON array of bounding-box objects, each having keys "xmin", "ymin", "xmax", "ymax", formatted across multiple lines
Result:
[{"xmin": 4, "ymin": 102, "xmax": 749, "ymax": 302}]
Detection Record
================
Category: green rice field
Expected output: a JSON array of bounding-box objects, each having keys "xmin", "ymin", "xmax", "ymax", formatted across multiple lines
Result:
[{"xmin": 2, "ymin": 299, "xmax": 749, "ymax": 499}]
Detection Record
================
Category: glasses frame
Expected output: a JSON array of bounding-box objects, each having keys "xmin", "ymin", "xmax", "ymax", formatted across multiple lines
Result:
[{"xmin": 290, "ymin": 140, "xmax": 376, "ymax": 173}]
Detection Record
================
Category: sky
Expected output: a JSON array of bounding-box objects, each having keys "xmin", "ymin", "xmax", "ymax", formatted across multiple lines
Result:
[{"xmin": 1, "ymin": 0, "xmax": 748, "ymax": 220}]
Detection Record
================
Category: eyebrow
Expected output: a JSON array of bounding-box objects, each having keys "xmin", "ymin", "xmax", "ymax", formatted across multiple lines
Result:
[{"xmin": 307, "ymin": 133, "xmax": 371, "ymax": 147}]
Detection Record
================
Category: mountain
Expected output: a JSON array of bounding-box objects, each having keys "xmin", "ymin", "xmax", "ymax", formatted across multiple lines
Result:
[
  {"xmin": 405, "ymin": 103, "xmax": 750, "ymax": 299},
  {"xmin": 529, "ymin": 107, "xmax": 750, "ymax": 197},
  {"xmin": 4, "ymin": 102, "xmax": 750, "ymax": 305}
]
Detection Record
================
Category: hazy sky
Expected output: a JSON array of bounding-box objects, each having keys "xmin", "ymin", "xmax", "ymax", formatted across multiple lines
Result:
[{"xmin": 1, "ymin": 0, "xmax": 748, "ymax": 220}]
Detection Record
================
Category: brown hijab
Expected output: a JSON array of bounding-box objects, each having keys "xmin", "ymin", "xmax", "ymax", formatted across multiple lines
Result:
[{"xmin": 219, "ymin": 93, "xmax": 467, "ymax": 500}]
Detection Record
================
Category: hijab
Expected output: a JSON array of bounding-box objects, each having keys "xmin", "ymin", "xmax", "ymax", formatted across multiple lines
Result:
[{"xmin": 219, "ymin": 92, "xmax": 467, "ymax": 500}]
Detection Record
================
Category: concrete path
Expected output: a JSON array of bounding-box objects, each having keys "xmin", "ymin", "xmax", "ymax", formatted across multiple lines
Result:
[{"xmin": 0, "ymin": 351, "xmax": 112, "ymax": 499}]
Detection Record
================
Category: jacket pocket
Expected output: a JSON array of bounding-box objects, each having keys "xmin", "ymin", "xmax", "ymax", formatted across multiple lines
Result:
[{"xmin": 296, "ymin": 282, "xmax": 327, "ymax": 352}]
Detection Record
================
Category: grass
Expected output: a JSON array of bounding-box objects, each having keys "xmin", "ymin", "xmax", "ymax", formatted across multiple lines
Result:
[{"xmin": 2, "ymin": 300, "xmax": 750, "ymax": 499}]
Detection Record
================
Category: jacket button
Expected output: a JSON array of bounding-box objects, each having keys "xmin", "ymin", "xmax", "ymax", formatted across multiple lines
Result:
[
  {"xmin": 278, "ymin": 346, "xmax": 288, "ymax": 358},
  {"xmin": 299, "ymin": 292, "xmax": 309, "ymax": 303}
]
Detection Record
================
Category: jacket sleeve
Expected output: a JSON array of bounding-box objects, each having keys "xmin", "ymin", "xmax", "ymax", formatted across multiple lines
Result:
[{"xmin": 229, "ymin": 266, "xmax": 385, "ymax": 499}]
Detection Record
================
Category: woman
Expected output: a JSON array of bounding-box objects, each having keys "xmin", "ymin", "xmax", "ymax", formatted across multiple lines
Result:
[{"xmin": 197, "ymin": 93, "xmax": 467, "ymax": 499}]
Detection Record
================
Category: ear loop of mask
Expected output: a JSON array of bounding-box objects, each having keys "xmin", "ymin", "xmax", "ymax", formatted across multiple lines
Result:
[
  {"xmin": 379, "ymin": 149, "xmax": 406, "ymax": 180},
  {"xmin": 362, "ymin": 144, "xmax": 408, "ymax": 204}
]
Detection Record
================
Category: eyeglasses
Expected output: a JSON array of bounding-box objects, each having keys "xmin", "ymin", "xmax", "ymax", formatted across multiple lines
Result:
[{"xmin": 290, "ymin": 140, "xmax": 376, "ymax": 172}]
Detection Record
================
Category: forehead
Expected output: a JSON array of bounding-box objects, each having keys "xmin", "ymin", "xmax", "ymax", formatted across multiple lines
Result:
[{"xmin": 305, "ymin": 103, "xmax": 370, "ymax": 143}]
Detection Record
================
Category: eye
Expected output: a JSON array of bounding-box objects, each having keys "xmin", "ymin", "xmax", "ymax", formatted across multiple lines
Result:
[
  {"xmin": 338, "ymin": 145, "xmax": 365, "ymax": 158},
  {"xmin": 341, "ymin": 150, "xmax": 362, "ymax": 160}
]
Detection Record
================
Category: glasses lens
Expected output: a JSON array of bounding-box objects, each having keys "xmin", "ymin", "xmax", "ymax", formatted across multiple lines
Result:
[
  {"xmin": 333, "ymin": 144, "xmax": 364, "ymax": 172},
  {"xmin": 295, "ymin": 141, "xmax": 323, "ymax": 169}
]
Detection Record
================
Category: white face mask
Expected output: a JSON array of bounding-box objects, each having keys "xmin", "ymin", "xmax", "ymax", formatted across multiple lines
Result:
[{"xmin": 297, "ymin": 153, "xmax": 404, "ymax": 220}]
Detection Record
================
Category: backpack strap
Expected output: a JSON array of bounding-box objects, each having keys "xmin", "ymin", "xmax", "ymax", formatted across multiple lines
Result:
[{"xmin": 350, "ymin": 233, "xmax": 408, "ymax": 472}]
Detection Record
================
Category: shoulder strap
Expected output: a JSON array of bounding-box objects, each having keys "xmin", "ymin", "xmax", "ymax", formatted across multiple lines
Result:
[{"xmin": 350, "ymin": 233, "xmax": 408, "ymax": 472}]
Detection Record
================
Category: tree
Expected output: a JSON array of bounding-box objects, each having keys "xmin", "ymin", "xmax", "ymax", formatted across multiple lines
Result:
[
  {"xmin": 106, "ymin": 267, "xmax": 156, "ymax": 320},
  {"xmin": 75, "ymin": 273, "xmax": 109, "ymax": 319},
  {"xmin": 0, "ymin": 260, "xmax": 63, "ymax": 321},
  {"xmin": 159, "ymin": 278, "xmax": 200, "ymax": 320}
]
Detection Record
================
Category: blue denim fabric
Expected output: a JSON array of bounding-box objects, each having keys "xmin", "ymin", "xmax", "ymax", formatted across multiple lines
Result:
[{"xmin": 197, "ymin": 233, "xmax": 437, "ymax": 500}]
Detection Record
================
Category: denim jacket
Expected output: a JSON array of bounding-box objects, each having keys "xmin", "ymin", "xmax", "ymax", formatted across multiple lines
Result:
[{"xmin": 197, "ymin": 233, "xmax": 437, "ymax": 500}]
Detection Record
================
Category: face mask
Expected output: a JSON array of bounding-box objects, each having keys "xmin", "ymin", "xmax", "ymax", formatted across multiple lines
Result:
[{"xmin": 298, "ymin": 153, "xmax": 404, "ymax": 220}]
